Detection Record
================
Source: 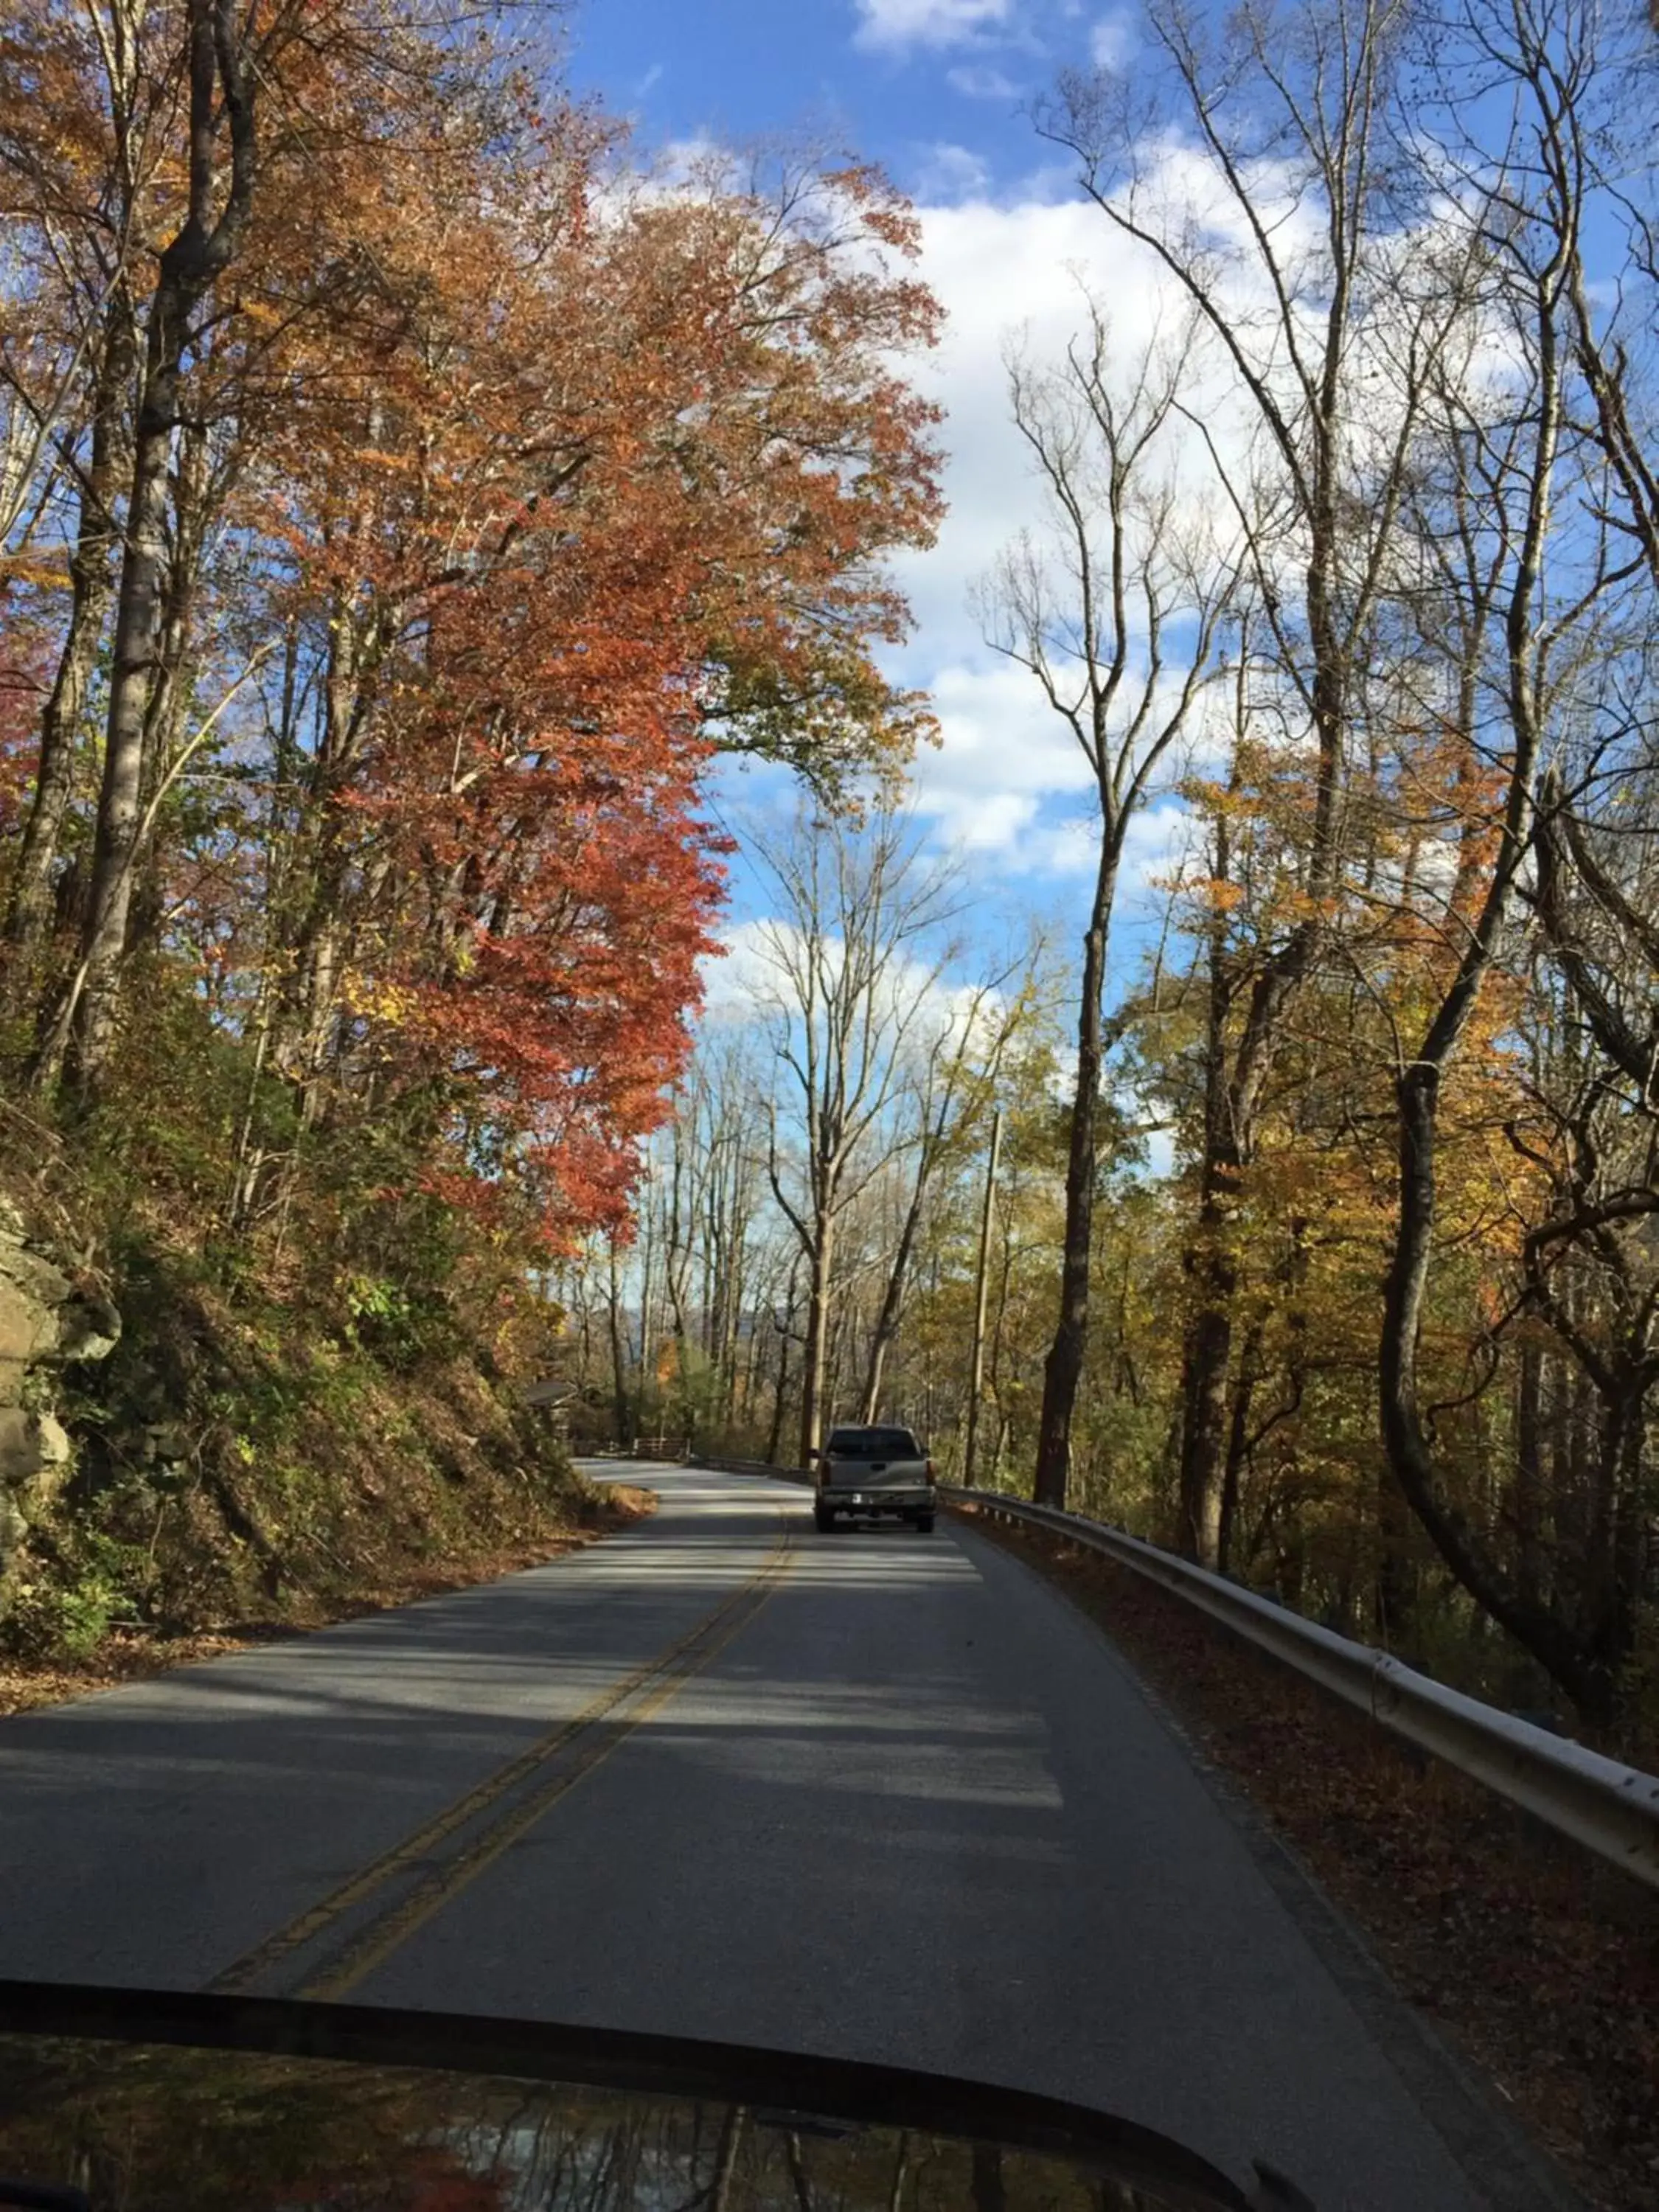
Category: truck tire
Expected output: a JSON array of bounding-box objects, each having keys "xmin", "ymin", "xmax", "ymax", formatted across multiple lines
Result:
[
  {"xmin": 813, "ymin": 1503, "xmax": 835, "ymax": 1533},
  {"xmin": 916, "ymin": 1512, "xmax": 935, "ymax": 1534}
]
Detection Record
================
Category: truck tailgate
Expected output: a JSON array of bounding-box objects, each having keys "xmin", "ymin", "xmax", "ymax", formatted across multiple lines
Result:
[{"xmin": 824, "ymin": 1454, "xmax": 926, "ymax": 1490}]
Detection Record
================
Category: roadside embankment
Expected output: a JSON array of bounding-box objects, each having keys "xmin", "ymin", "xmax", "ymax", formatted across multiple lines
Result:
[{"xmin": 0, "ymin": 1148, "xmax": 654, "ymax": 1712}]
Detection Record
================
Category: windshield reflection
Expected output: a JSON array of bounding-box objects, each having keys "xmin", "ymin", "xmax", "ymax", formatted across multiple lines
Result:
[{"xmin": 0, "ymin": 2038, "xmax": 1196, "ymax": 2212}]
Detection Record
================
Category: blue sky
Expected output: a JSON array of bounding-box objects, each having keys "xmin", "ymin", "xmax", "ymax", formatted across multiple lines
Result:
[
  {"xmin": 565, "ymin": 1, "xmax": 1107, "ymax": 201},
  {"xmin": 562, "ymin": 0, "xmax": 1201, "ymax": 992}
]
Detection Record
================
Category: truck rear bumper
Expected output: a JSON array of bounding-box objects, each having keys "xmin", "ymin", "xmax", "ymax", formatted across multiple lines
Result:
[{"xmin": 819, "ymin": 1489, "xmax": 932, "ymax": 1514}]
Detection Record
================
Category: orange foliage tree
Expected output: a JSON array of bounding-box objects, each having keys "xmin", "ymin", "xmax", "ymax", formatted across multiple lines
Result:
[{"xmin": 0, "ymin": 3, "xmax": 942, "ymax": 1279}]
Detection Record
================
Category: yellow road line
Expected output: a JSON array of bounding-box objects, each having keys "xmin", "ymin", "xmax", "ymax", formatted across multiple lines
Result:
[
  {"xmin": 297, "ymin": 1543, "xmax": 795, "ymax": 2000},
  {"xmin": 210, "ymin": 1518, "xmax": 791, "ymax": 1997}
]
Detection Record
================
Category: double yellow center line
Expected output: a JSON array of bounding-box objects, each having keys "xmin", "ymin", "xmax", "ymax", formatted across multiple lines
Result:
[{"xmin": 210, "ymin": 1515, "xmax": 795, "ymax": 2003}]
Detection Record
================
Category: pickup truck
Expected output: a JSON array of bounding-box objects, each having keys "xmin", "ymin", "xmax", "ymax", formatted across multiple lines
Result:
[{"xmin": 813, "ymin": 1425, "xmax": 936, "ymax": 1533}]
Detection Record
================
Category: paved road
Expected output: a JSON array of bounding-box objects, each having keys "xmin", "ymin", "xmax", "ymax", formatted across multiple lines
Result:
[{"xmin": 0, "ymin": 1464, "xmax": 1573, "ymax": 2211}]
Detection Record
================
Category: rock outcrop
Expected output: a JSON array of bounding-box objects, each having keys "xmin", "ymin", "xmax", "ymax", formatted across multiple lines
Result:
[{"xmin": 0, "ymin": 1200, "xmax": 119, "ymax": 1576}]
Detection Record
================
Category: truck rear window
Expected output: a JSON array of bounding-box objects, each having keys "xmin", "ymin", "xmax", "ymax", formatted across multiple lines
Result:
[{"xmin": 826, "ymin": 1427, "xmax": 919, "ymax": 1457}]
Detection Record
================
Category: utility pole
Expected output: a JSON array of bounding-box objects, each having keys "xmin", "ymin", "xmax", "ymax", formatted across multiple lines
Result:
[{"xmin": 963, "ymin": 1107, "xmax": 1002, "ymax": 1489}]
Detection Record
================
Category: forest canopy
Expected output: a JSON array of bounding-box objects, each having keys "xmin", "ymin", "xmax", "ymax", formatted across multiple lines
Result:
[
  {"xmin": 0, "ymin": 0, "xmax": 943, "ymax": 1237},
  {"xmin": 0, "ymin": 0, "xmax": 946, "ymax": 1655}
]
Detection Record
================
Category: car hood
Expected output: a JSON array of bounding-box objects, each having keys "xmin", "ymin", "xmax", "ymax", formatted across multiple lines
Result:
[{"xmin": 0, "ymin": 1980, "xmax": 1310, "ymax": 2211}]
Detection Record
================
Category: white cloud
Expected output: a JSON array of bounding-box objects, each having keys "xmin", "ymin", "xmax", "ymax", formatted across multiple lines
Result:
[
  {"xmin": 1116, "ymin": 804, "xmax": 1200, "ymax": 916},
  {"xmin": 1020, "ymin": 804, "xmax": 1195, "ymax": 913},
  {"xmin": 1039, "ymin": 815, "xmax": 1100, "ymax": 874},
  {"xmin": 891, "ymin": 139, "xmax": 1320, "ymax": 672},
  {"xmin": 914, "ymin": 143, "xmax": 993, "ymax": 203},
  {"xmin": 907, "ymin": 658, "xmax": 1095, "ymax": 852},
  {"xmin": 698, "ymin": 918, "xmax": 787, "ymax": 1027},
  {"xmin": 874, "ymin": 185, "xmax": 1231, "ymax": 878},
  {"xmin": 946, "ymin": 61, "xmax": 1020, "ymax": 97},
  {"xmin": 1088, "ymin": 10, "xmax": 1132, "ymax": 69},
  {"xmin": 890, "ymin": 190, "xmax": 1180, "ymax": 653},
  {"xmin": 871, "ymin": 146, "xmax": 1321, "ymax": 917},
  {"xmin": 699, "ymin": 917, "xmax": 1005, "ymax": 1074},
  {"xmin": 853, "ymin": 0, "xmax": 1014, "ymax": 53}
]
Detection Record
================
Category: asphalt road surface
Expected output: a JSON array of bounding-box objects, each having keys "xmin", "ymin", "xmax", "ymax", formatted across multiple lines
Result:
[{"xmin": 0, "ymin": 1462, "xmax": 1577, "ymax": 2212}]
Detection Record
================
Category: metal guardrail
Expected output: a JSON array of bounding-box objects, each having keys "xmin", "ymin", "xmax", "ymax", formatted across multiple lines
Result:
[
  {"xmin": 684, "ymin": 1454, "xmax": 810, "ymax": 1486},
  {"xmin": 580, "ymin": 1450, "xmax": 810, "ymax": 1484},
  {"xmin": 944, "ymin": 1485, "xmax": 1659, "ymax": 1893}
]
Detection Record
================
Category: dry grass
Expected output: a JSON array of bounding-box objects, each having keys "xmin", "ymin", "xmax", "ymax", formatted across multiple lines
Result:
[
  {"xmin": 0, "ymin": 1484, "xmax": 657, "ymax": 1720},
  {"xmin": 959, "ymin": 1504, "xmax": 1659, "ymax": 2212}
]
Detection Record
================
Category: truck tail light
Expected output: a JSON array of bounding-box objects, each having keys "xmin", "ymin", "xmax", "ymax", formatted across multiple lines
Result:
[{"xmin": 925, "ymin": 1458, "xmax": 937, "ymax": 1485}]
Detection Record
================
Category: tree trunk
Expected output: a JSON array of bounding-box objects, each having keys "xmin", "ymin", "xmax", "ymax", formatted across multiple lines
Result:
[
  {"xmin": 1217, "ymin": 1326, "xmax": 1260, "ymax": 1576},
  {"xmin": 798, "ymin": 1228, "xmax": 832, "ymax": 1470},
  {"xmin": 58, "ymin": 354, "xmax": 174, "ymax": 1088},
  {"xmin": 1612, "ymin": 1408, "xmax": 1648, "ymax": 1684},
  {"xmin": 1382, "ymin": 1068, "xmax": 1614, "ymax": 1720},
  {"xmin": 860, "ymin": 1172, "xmax": 928, "ymax": 1421},
  {"xmin": 55, "ymin": 0, "xmax": 257, "ymax": 1095},
  {"xmin": 970, "ymin": 2146, "xmax": 1004, "ymax": 2212},
  {"xmin": 128, "ymin": 414, "xmax": 212, "ymax": 952},
  {"xmin": 708, "ymin": 2107, "xmax": 745, "ymax": 2212},
  {"xmin": 638, "ymin": 1209, "xmax": 656, "ymax": 1398},
  {"xmin": 607, "ymin": 1242, "xmax": 630, "ymax": 1447},
  {"xmin": 1034, "ymin": 840, "xmax": 1117, "ymax": 1508},
  {"xmin": 1178, "ymin": 796, "xmax": 1243, "ymax": 1565},
  {"xmin": 7, "ymin": 299, "xmax": 133, "ymax": 962},
  {"xmin": 860, "ymin": 1335, "xmax": 890, "ymax": 1427},
  {"xmin": 860, "ymin": 1079, "xmax": 970, "ymax": 1424},
  {"xmin": 1180, "ymin": 1302, "xmax": 1232, "ymax": 1568},
  {"xmin": 1585, "ymin": 1387, "xmax": 1645, "ymax": 1679},
  {"xmin": 1374, "ymin": 1453, "xmax": 1416, "ymax": 1649},
  {"xmin": 1514, "ymin": 1345, "xmax": 1545, "ymax": 1606},
  {"xmin": 962, "ymin": 1109, "xmax": 1002, "ymax": 1489},
  {"xmin": 274, "ymin": 602, "xmax": 387, "ymax": 1121},
  {"xmin": 767, "ymin": 1324, "xmax": 791, "ymax": 1468}
]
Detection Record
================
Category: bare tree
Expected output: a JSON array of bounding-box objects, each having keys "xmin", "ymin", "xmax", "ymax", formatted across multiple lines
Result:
[
  {"xmin": 979, "ymin": 306, "xmax": 1234, "ymax": 1511},
  {"xmin": 858, "ymin": 953, "xmax": 1037, "ymax": 1421},
  {"xmin": 748, "ymin": 804, "xmax": 966, "ymax": 1466}
]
